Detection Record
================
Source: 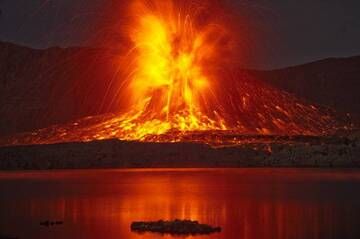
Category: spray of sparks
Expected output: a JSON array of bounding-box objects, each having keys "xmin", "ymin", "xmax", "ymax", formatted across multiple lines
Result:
[
  {"xmin": 0, "ymin": 0, "xmax": 349, "ymax": 147},
  {"xmin": 118, "ymin": 0, "xmax": 228, "ymax": 140}
]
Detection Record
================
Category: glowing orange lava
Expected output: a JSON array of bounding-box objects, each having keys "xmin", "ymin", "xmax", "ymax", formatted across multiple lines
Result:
[
  {"xmin": 0, "ymin": 0, "xmax": 350, "ymax": 147},
  {"xmin": 116, "ymin": 0, "xmax": 228, "ymax": 139}
]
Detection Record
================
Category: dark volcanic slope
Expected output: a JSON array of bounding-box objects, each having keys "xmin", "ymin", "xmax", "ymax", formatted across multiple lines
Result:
[
  {"xmin": 0, "ymin": 42, "xmax": 124, "ymax": 136},
  {"xmin": 249, "ymin": 56, "xmax": 360, "ymax": 117},
  {"xmin": 0, "ymin": 42, "xmax": 359, "ymax": 137}
]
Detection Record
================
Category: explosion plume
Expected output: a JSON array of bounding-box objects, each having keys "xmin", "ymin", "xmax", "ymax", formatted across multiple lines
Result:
[
  {"xmin": 117, "ymin": 0, "xmax": 231, "ymax": 138},
  {"xmin": 0, "ymin": 0, "xmax": 349, "ymax": 147}
]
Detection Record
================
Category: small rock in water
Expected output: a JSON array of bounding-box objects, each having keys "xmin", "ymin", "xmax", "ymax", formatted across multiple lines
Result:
[
  {"xmin": 131, "ymin": 219, "xmax": 221, "ymax": 235},
  {"xmin": 40, "ymin": 220, "xmax": 64, "ymax": 227}
]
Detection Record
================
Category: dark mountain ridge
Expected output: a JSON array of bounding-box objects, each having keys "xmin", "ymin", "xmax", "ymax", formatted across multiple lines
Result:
[
  {"xmin": 0, "ymin": 41, "xmax": 359, "ymax": 136},
  {"xmin": 249, "ymin": 56, "xmax": 360, "ymax": 117},
  {"xmin": 0, "ymin": 41, "xmax": 124, "ymax": 136}
]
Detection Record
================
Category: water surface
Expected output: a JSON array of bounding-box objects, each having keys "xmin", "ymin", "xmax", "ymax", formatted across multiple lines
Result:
[{"xmin": 0, "ymin": 169, "xmax": 360, "ymax": 239}]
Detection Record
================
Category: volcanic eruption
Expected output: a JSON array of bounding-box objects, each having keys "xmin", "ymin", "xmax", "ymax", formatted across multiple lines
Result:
[
  {"xmin": 117, "ymin": 0, "xmax": 230, "ymax": 137},
  {"xmin": 0, "ymin": 0, "xmax": 349, "ymax": 147}
]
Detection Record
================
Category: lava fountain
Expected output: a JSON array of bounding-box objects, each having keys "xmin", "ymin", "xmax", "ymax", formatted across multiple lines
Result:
[
  {"xmin": 118, "ymin": 0, "xmax": 229, "ymax": 138},
  {"xmin": 0, "ymin": 0, "xmax": 349, "ymax": 147}
]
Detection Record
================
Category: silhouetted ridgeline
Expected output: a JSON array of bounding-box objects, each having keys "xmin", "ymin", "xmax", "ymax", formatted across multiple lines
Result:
[
  {"xmin": 0, "ymin": 41, "xmax": 124, "ymax": 136},
  {"xmin": 248, "ymin": 56, "xmax": 360, "ymax": 117},
  {"xmin": 0, "ymin": 41, "xmax": 359, "ymax": 137}
]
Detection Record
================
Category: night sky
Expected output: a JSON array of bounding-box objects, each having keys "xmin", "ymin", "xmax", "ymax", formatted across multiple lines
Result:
[{"xmin": 0, "ymin": 0, "xmax": 360, "ymax": 69}]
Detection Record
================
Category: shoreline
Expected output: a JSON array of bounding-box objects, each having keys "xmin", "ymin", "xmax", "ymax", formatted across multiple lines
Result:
[{"xmin": 0, "ymin": 135, "xmax": 359, "ymax": 170}]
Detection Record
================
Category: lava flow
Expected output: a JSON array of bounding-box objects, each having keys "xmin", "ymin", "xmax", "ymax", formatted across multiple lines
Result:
[{"xmin": 0, "ymin": 0, "xmax": 350, "ymax": 147}]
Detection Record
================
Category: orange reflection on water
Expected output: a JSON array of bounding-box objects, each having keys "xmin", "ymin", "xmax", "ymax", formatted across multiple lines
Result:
[{"xmin": 0, "ymin": 169, "xmax": 360, "ymax": 239}]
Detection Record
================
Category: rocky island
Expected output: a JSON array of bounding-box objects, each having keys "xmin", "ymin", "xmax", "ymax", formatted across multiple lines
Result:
[{"xmin": 131, "ymin": 219, "xmax": 221, "ymax": 235}]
